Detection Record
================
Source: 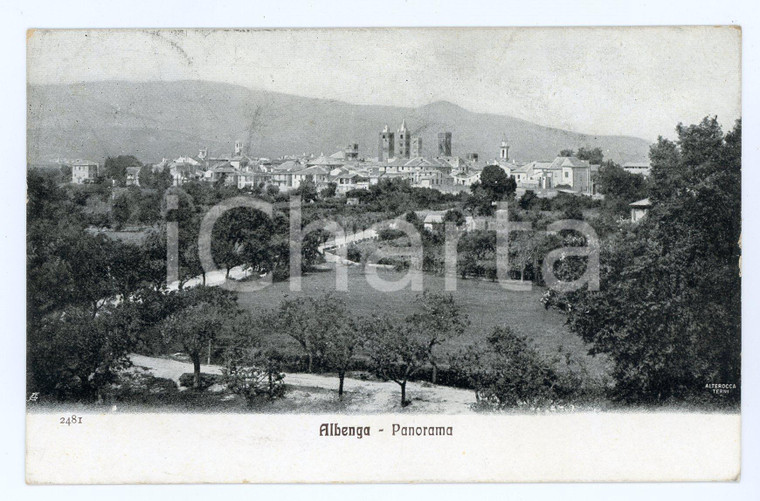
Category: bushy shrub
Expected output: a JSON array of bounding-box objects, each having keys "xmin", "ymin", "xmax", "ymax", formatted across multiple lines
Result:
[
  {"xmin": 27, "ymin": 305, "xmax": 140, "ymax": 401},
  {"xmin": 106, "ymin": 369, "xmax": 178, "ymax": 402},
  {"xmin": 450, "ymin": 327, "xmax": 565, "ymax": 410},
  {"xmin": 346, "ymin": 244, "xmax": 362, "ymax": 263},
  {"xmin": 378, "ymin": 228, "xmax": 406, "ymax": 241},
  {"xmin": 222, "ymin": 349, "xmax": 286, "ymax": 405}
]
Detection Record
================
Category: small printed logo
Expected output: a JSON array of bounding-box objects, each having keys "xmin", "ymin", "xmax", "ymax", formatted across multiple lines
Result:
[{"xmin": 705, "ymin": 383, "xmax": 737, "ymax": 395}]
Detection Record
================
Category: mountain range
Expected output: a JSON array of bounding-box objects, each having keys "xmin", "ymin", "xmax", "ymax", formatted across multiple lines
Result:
[{"xmin": 27, "ymin": 80, "xmax": 651, "ymax": 165}]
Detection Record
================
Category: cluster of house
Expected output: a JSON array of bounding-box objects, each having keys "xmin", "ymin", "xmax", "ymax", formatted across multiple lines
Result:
[{"xmin": 67, "ymin": 121, "xmax": 651, "ymax": 201}]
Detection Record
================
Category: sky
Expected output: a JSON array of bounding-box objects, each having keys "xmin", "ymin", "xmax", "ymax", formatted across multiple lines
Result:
[{"xmin": 27, "ymin": 27, "xmax": 741, "ymax": 140}]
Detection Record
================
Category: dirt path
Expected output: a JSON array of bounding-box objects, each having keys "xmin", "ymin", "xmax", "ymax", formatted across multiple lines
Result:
[{"xmin": 129, "ymin": 354, "xmax": 477, "ymax": 413}]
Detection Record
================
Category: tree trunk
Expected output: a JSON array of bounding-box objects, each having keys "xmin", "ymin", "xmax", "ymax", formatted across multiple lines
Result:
[
  {"xmin": 431, "ymin": 364, "xmax": 438, "ymax": 385},
  {"xmin": 307, "ymin": 352, "xmax": 313, "ymax": 373},
  {"xmin": 192, "ymin": 354, "xmax": 202, "ymax": 390},
  {"xmin": 400, "ymin": 381, "xmax": 407, "ymax": 407},
  {"xmin": 202, "ymin": 272, "xmax": 206, "ymax": 286},
  {"xmin": 338, "ymin": 371, "xmax": 345, "ymax": 399}
]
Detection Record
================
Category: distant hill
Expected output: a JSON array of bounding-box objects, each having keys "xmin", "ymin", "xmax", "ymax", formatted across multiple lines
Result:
[{"xmin": 27, "ymin": 80, "xmax": 651, "ymax": 165}]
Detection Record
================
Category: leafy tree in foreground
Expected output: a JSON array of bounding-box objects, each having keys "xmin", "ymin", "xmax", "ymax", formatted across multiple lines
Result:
[
  {"xmin": 596, "ymin": 161, "xmax": 648, "ymax": 216},
  {"xmin": 362, "ymin": 315, "xmax": 429, "ymax": 407},
  {"xmin": 223, "ymin": 346, "xmax": 286, "ymax": 405},
  {"xmin": 159, "ymin": 286, "xmax": 239, "ymax": 389},
  {"xmin": 323, "ymin": 314, "xmax": 361, "ymax": 399},
  {"xmin": 450, "ymin": 327, "xmax": 560, "ymax": 409},
  {"xmin": 28, "ymin": 303, "xmax": 142, "ymax": 401},
  {"xmin": 160, "ymin": 305, "xmax": 224, "ymax": 389},
  {"xmin": 406, "ymin": 292, "xmax": 469, "ymax": 384},
  {"xmin": 273, "ymin": 295, "xmax": 358, "ymax": 380},
  {"xmin": 559, "ymin": 117, "xmax": 741, "ymax": 404}
]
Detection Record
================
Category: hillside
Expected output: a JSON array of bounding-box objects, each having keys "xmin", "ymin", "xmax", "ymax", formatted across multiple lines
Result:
[{"xmin": 27, "ymin": 80, "xmax": 651, "ymax": 165}]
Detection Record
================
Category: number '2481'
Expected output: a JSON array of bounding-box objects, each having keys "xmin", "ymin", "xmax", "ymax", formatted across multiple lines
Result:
[{"xmin": 60, "ymin": 415, "xmax": 83, "ymax": 426}]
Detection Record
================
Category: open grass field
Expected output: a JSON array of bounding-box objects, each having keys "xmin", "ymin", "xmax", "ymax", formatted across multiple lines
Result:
[{"xmin": 236, "ymin": 265, "xmax": 610, "ymax": 379}]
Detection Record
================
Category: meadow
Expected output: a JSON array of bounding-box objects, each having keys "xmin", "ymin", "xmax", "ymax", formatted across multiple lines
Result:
[{"xmin": 236, "ymin": 265, "xmax": 610, "ymax": 379}]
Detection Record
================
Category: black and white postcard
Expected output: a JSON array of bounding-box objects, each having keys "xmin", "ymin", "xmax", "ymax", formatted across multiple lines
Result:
[{"xmin": 24, "ymin": 26, "xmax": 742, "ymax": 483}]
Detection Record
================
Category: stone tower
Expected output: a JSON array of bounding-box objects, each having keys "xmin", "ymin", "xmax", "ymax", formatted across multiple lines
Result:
[
  {"xmin": 234, "ymin": 141, "xmax": 243, "ymax": 156},
  {"xmin": 411, "ymin": 137, "xmax": 423, "ymax": 157},
  {"xmin": 345, "ymin": 143, "xmax": 359, "ymax": 160},
  {"xmin": 438, "ymin": 132, "xmax": 452, "ymax": 156},
  {"xmin": 378, "ymin": 125, "xmax": 395, "ymax": 162},
  {"xmin": 396, "ymin": 120, "xmax": 411, "ymax": 158}
]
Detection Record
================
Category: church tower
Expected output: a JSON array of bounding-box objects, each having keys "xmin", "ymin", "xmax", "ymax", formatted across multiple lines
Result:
[
  {"xmin": 500, "ymin": 138, "xmax": 509, "ymax": 161},
  {"xmin": 378, "ymin": 125, "xmax": 395, "ymax": 162},
  {"xmin": 396, "ymin": 120, "xmax": 411, "ymax": 158},
  {"xmin": 411, "ymin": 137, "xmax": 423, "ymax": 157},
  {"xmin": 438, "ymin": 132, "xmax": 452, "ymax": 156}
]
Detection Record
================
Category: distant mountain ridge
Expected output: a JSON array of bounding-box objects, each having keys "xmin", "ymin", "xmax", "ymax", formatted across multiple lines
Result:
[{"xmin": 27, "ymin": 80, "xmax": 651, "ymax": 165}]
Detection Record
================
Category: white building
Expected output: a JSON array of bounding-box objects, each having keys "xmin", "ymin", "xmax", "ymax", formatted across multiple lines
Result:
[{"xmin": 71, "ymin": 160, "xmax": 99, "ymax": 184}]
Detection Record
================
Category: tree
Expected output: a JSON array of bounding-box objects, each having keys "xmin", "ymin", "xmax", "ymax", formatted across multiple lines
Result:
[
  {"xmin": 223, "ymin": 347, "xmax": 286, "ymax": 404},
  {"xmin": 404, "ymin": 210, "xmax": 422, "ymax": 229},
  {"xmin": 320, "ymin": 182, "xmax": 337, "ymax": 199},
  {"xmin": 296, "ymin": 179, "xmax": 318, "ymax": 203},
  {"xmin": 28, "ymin": 303, "xmax": 142, "ymax": 401},
  {"xmin": 596, "ymin": 161, "xmax": 648, "ymax": 216},
  {"xmin": 211, "ymin": 207, "xmax": 275, "ymax": 278},
  {"xmin": 219, "ymin": 309, "xmax": 285, "ymax": 404},
  {"xmin": 27, "ymin": 170, "xmax": 86, "ymax": 317},
  {"xmin": 519, "ymin": 190, "xmax": 538, "ymax": 210},
  {"xmin": 160, "ymin": 305, "xmax": 223, "ymax": 389},
  {"xmin": 272, "ymin": 295, "xmax": 358, "ymax": 380},
  {"xmin": 362, "ymin": 315, "xmax": 429, "ymax": 407},
  {"xmin": 510, "ymin": 231, "xmax": 539, "ymax": 282},
  {"xmin": 575, "ymin": 146, "xmax": 604, "ymax": 165},
  {"xmin": 104, "ymin": 155, "xmax": 142, "ymax": 186},
  {"xmin": 443, "ymin": 208, "xmax": 466, "ymax": 227},
  {"xmin": 112, "ymin": 191, "xmax": 133, "ymax": 229},
  {"xmin": 323, "ymin": 314, "xmax": 362, "ymax": 399},
  {"xmin": 479, "ymin": 164, "xmax": 516, "ymax": 201},
  {"xmin": 159, "ymin": 287, "xmax": 237, "ymax": 389},
  {"xmin": 464, "ymin": 183, "xmax": 495, "ymax": 216},
  {"xmin": 559, "ymin": 149, "xmax": 575, "ymax": 157},
  {"xmin": 140, "ymin": 230, "xmax": 169, "ymax": 292},
  {"xmin": 110, "ymin": 242, "xmax": 145, "ymax": 298},
  {"xmin": 558, "ymin": 117, "xmax": 741, "ymax": 404},
  {"xmin": 450, "ymin": 327, "xmax": 561, "ymax": 409},
  {"xmin": 66, "ymin": 233, "xmax": 119, "ymax": 317},
  {"xmin": 136, "ymin": 190, "xmax": 162, "ymax": 225},
  {"xmin": 406, "ymin": 292, "xmax": 469, "ymax": 383}
]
